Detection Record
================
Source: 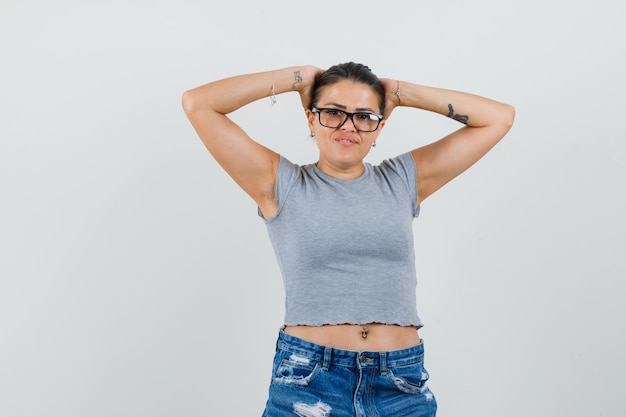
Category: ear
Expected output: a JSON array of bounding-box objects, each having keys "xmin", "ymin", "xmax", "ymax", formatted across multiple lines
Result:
[
  {"xmin": 305, "ymin": 108, "xmax": 315, "ymax": 133},
  {"xmin": 369, "ymin": 119, "xmax": 386, "ymax": 144},
  {"xmin": 373, "ymin": 119, "xmax": 386, "ymax": 137}
]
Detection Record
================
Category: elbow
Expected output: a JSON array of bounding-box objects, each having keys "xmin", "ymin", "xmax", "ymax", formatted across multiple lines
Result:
[
  {"xmin": 490, "ymin": 103, "xmax": 515, "ymax": 136},
  {"xmin": 181, "ymin": 89, "xmax": 198, "ymax": 115},
  {"xmin": 502, "ymin": 103, "xmax": 516, "ymax": 131},
  {"xmin": 182, "ymin": 88, "xmax": 222, "ymax": 118}
]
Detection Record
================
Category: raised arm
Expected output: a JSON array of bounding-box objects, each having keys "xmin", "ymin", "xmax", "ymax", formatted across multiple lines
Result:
[
  {"xmin": 182, "ymin": 66, "xmax": 319, "ymax": 218},
  {"xmin": 382, "ymin": 79, "xmax": 515, "ymax": 204}
]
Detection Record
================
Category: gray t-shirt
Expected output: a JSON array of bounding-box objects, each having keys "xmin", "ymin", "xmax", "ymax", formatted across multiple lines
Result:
[{"xmin": 262, "ymin": 152, "xmax": 423, "ymax": 327}]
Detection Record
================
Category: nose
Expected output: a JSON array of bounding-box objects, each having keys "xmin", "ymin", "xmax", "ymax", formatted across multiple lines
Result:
[{"xmin": 340, "ymin": 114, "xmax": 357, "ymax": 131}]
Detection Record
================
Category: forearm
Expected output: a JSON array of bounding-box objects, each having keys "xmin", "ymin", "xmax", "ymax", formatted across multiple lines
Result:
[
  {"xmin": 182, "ymin": 66, "xmax": 309, "ymax": 115},
  {"xmin": 396, "ymin": 81, "xmax": 514, "ymax": 128}
]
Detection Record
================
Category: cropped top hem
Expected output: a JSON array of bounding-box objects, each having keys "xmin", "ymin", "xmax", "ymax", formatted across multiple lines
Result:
[{"xmin": 283, "ymin": 320, "xmax": 425, "ymax": 329}]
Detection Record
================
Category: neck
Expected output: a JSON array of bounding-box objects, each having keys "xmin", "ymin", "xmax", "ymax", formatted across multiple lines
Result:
[{"xmin": 315, "ymin": 160, "xmax": 365, "ymax": 179}]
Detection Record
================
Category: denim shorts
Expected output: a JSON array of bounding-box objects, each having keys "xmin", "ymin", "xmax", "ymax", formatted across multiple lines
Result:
[{"xmin": 262, "ymin": 330, "xmax": 437, "ymax": 417}]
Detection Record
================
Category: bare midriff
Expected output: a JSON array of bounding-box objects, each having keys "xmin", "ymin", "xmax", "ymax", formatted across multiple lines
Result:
[{"xmin": 283, "ymin": 324, "xmax": 421, "ymax": 351}]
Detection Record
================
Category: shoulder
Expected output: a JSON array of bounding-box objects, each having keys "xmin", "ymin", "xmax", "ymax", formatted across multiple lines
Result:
[
  {"xmin": 276, "ymin": 155, "xmax": 314, "ymax": 180},
  {"xmin": 375, "ymin": 152, "xmax": 416, "ymax": 181}
]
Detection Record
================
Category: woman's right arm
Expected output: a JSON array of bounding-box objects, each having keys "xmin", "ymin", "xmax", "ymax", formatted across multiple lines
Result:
[{"xmin": 182, "ymin": 66, "xmax": 317, "ymax": 217}]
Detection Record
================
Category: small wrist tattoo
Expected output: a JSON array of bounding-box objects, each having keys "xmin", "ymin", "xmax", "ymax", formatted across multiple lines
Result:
[
  {"xmin": 447, "ymin": 103, "xmax": 469, "ymax": 124},
  {"xmin": 291, "ymin": 70, "xmax": 303, "ymax": 90}
]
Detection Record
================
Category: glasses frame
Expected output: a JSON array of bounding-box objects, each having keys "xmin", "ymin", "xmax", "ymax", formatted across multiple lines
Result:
[{"xmin": 311, "ymin": 107, "xmax": 384, "ymax": 132}]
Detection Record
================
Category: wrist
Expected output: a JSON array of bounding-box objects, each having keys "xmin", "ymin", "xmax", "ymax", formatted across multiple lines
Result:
[{"xmin": 395, "ymin": 80, "xmax": 402, "ymax": 106}]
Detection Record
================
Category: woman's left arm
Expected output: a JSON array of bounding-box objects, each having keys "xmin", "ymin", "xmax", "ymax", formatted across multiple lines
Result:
[{"xmin": 382, "ymin": 79, "xmax": 515, "ymax": 204}]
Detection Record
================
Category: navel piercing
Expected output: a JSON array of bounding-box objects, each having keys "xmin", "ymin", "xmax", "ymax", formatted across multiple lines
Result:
[{"xmin": 361, "ymin": 325, "xmax": 368, "ymax": 339}]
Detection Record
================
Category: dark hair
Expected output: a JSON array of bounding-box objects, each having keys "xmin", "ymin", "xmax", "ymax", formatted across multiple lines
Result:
[{"xmin": 310, "ymin": 62, "xmax": 385, "ymax": 115}]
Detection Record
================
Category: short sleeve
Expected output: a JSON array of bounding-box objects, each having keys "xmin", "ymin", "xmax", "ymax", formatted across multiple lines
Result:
[{"xmin": 378, "ymin": 152, "xmax": 420, "ymax": 218}]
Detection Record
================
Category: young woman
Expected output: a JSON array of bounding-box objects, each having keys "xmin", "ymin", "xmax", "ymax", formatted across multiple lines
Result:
[{"xmin": 182, "ymin": 62, "xmax": 514, "ymax": 417}]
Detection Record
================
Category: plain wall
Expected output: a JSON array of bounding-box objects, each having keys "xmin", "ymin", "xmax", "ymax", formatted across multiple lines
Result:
[{"xmin": 1, "ymin": 1, "xmax": 624, "ymax": 416}]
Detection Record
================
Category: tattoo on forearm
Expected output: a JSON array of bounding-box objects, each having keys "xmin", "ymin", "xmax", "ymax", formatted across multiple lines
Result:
[
  {"xmin": 291, "ymin": 71, "xmax": 303, "ymax": 89},
  {"xmin": 447, "ymin": 103, "xmax": 469, "ymax": 124}
]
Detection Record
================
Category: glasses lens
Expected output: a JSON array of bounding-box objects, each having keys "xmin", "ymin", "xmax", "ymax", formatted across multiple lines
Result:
[
  {"xmin": 353, "ymin": 112, "xmax": 379, "ymax": 132},
  {"xmin": 319, "ymin": 109, "xmax": 346, "ymax": 128}
]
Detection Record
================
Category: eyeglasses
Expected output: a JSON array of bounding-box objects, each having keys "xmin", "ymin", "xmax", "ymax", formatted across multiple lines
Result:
[{"xmin": 311, "ymin": 107, "xmax": 383, "ymax": 132}]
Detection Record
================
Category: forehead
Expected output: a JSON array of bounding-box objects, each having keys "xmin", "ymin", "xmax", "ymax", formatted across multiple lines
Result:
[{"xmin": 318, "ymin": 80, "xmax": 380, "ymax": 111}]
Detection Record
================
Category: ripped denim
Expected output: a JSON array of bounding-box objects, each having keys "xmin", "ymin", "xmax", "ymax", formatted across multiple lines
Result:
[{"xmin": 262, "ymin": 330, "xmax": 437, "ymax": 417}]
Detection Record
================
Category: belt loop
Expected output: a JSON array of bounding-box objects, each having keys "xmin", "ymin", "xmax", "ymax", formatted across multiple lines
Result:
[
  {"xmin": 379, "ymin": 352, "xmax": 388, "ymax": 375},
  {"xmin": 322, "ymin": 347, "xmax": 332, "ymax": 371}
]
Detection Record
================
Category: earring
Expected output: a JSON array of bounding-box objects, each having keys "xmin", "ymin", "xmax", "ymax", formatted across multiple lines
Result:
[
  {"xmin": 372, "ymin": 141, "xmax": 377, "ymax": 147},
  {"xmin": 310, "ymin": 132, "xmax": 316, "ymax": 138}
]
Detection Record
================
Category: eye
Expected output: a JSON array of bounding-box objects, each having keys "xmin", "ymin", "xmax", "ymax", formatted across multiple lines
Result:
[
  {"xmin": 356, "ymin": 113, "xmax": 376, "ymax": 121},
  {"xmin": 324, "ymin": 109, "xmax": 343, "ymax": 117}
]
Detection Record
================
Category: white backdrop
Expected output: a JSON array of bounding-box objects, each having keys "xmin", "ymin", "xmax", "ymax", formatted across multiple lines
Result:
[{"xmin": 1, "ymin": 1, "xmax": 624, "ymax": 416}]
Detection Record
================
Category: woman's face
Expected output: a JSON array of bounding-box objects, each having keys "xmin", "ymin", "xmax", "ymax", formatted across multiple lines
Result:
[{"xmin": 307, "ymin": 80, "xmax": 385, "ymax": 178}]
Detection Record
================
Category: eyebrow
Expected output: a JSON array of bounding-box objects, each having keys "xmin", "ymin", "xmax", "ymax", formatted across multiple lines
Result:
[{"xmin": 322, "ymin": 102, "xmax": 376, "ymax": 113}]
